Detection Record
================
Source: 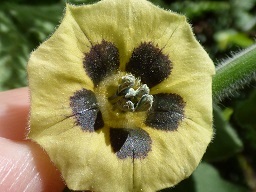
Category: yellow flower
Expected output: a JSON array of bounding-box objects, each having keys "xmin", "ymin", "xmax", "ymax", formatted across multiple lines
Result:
[{"xmin": 27, "ymin": 0, "xmax": 215, "ymax": 191}]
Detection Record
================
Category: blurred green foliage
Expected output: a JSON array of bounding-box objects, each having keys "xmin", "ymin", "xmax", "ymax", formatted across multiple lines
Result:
[{"xmin": 0, "ymin": 0, "xmax": 255, "ymax": 191}]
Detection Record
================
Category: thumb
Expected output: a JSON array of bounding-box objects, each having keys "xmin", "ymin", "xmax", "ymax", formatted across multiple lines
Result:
[{"xmin": 0, "ymin": 138, "xmax": 65, "ymax": 192}]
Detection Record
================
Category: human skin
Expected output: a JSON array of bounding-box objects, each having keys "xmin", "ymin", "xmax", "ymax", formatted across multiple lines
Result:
[{"xmin": 0, "ymin": 87, "xmax": 65, "ymax": 192}]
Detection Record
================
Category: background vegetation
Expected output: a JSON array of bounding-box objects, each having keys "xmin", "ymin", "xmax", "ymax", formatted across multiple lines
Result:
[{"xmin": 0, "ymin": 0, "xmax": 255, "ymax": 191}]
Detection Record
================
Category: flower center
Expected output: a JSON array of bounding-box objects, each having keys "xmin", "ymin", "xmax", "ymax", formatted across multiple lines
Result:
[{"xmin": 108, "ymin": 74, "xmax": 153, "ymax": 112}]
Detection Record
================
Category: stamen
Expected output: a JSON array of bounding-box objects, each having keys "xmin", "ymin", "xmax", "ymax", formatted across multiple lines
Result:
[
  {"xmin": 117, "ymin": 74, "xmax": 135, "ymax": 94},
  {"xmin": 135, "ymin": 94, "xmax": 154, "ymax": 112},
  {"xmin": 109, "ymin": 74, "xmax": 153, "ymax": 112}
]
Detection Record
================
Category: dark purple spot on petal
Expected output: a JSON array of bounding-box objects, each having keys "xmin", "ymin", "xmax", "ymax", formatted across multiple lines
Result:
[
  {"xmin": 70, "ymin": 88, "xmax": 104, "ymax": 132},
  {"xmin": 110, "ymin": 128, "xmax": 152, "ymax": 159},
  {"xmin": 126, "ymin": 42, "xmax": 171, "ymax": 88},
  {"xmin": 84, "ymin": 40, "xmax": 119, "ymax": 86},
  {"xmin": 146, "ymin": 93, "xmax": 185, "ymax": 131}
]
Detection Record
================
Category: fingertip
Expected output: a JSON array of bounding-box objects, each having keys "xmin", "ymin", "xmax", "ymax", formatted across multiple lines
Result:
[
  {"xmin": 0, "ymin": 138, "xmax": 65, "ymax": 192},
  {"xmin": 0, "ymin": 87, "xmax": 30, "ymax": 140}
]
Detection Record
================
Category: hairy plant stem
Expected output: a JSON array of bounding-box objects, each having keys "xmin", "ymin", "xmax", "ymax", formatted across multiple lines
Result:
[{"xmin": 212, "ymin": 43, "xmax": 256, "ymax": 102}]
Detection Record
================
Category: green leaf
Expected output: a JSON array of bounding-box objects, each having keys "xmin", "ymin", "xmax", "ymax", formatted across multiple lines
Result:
[
  {"xmin": 4, "ymin": 3, "xmax": 62, "ymax": 42},
  {"xmin": 160, "ymin": 162, "xmax": 248, "ymax": 192},
  {"xmin": 234, "ymin": 90, "xmax": 256, "ymax": 129},
  {"xmin": 172, "ymin": 1, "xmax": 230, "ymax": 18},
  {"xmin": 203, "ymin": 106, "xmax": 243, "ymax": 161},
  {"xmin": 160, "ymin": 177, "xmax": 195, "ymax": 192},
  {"xmin": 0, "ymin": 3, "xmax": 63, "ymax": 90},
  {"xmin": 234, "ymin": 90, "xmax": 256, "ymax": 150},
  {"xmin": 214, "ymin": 30, "xmax": 254, "ymax": 50},
  {"xmin": 231, "ymin": 0, "xmax": 256, "ymax": 31},
  {"xmin": 192, "ymin": 162, "xmax": 249, "ymax": 192},
  {"xmin": 0, "ymin": 11, "xmax": 29, "ymax": 90}
]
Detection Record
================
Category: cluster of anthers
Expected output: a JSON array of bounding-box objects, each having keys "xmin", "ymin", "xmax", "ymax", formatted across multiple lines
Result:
[{"xmin": 109, "ymin": 74, "xmax": 153, "ymax": 112}]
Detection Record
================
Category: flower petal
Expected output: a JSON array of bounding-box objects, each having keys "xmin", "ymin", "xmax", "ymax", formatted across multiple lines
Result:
[
  {"xmin": 151, "ymin": 75, "xmax": 214, "ymax": 133},
  {"xmin": 70, "ymin": 88, "xmax": 104, "ymax": 132},
  {"xmin": 146, "ymin": 93, "xmax": 185, "ymax": 131},
  {"xmin": 27, "ymin": 4, "xmax": 95, "ymax": 133},
  {"xmin": 132, "ymin": 120, "xmax": 212, "ymax": 191},
  {"xmin": 84, "ymin": 40, "xmax": 120, "ymax": 86},
  {"xmin": 109, "ymin": 128, "xmax": 152, "ymax": 159},
  {"xmin": 67, "ymin": 0, "xmax": 185, "ymax": 70},
  {"xmin": 126, "ymin": 42, "xmax": 172, "ymax": 88}
]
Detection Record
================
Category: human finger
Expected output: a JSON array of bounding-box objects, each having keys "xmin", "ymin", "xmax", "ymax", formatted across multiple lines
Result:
[
  {"xmin": 0, "ymin": 137, "xmax": 65, "ymax": 192},
  {"xmin": 0, "ymin": 87, "xmax": 29, "ymax": 140}
]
